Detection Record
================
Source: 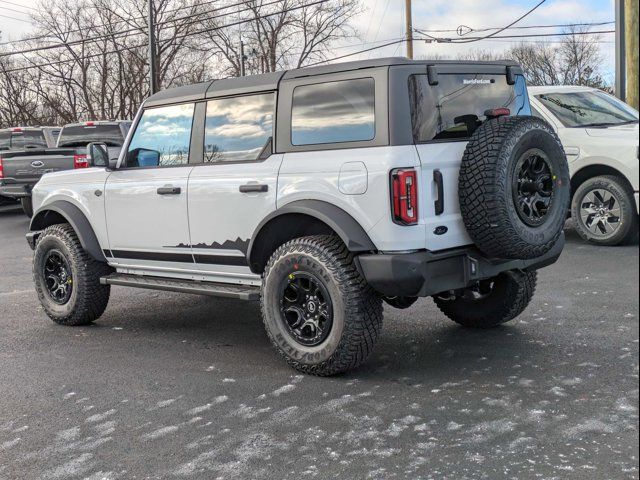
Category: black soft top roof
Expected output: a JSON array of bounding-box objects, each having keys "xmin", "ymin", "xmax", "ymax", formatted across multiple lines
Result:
[{"xmin": 144, "ymin": 57, "xmax": 521, "ymax": 108}]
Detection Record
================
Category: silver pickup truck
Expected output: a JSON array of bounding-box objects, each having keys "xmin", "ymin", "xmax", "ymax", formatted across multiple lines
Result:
[{"xmin": 0, "ymin": 121, "xmax": 131, "ymax": 216}]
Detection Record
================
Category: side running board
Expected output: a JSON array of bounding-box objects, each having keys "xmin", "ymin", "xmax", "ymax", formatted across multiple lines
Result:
[{"xmin": 100, "ymin": 273, "xmax": 260, "ymax": 301}]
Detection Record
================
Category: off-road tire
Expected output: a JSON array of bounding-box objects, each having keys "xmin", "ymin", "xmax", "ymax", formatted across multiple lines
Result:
[
  {"xmin": 261, "ymin": 235, "xmax": 383, "ymax": 376},
  {"xmin": 571, "ymin": 175, "xmax": 638, "ymax": 246},
  {"xmin": 459, "ymin": 116, "xmax": 570, "ymax": 260},
  {"xmin": 433, "ymin": 270, "xmax": 537, "ymax": 328},
  {"xmin": 33, "ymin": 223, "xmax": 112, "ymax": 326},
  {"xmin": 21, "ymin": 197, "xmax": 33, "ymax": 218}
]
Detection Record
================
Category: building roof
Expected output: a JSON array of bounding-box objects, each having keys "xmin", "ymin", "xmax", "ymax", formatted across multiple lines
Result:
[{"xmin": 144, "ymin": 57, "xmax": 521, "ymax": 107}]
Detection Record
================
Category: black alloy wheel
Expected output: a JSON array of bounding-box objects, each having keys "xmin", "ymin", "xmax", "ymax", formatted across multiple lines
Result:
[
  {"xmin": 43, "ymin": 249, "xmax": 73, "ymax": 305},
  {"xmin": 280, "ymin": 271, "xmax": 333, "ymax": 347},
  {"xmin": 513, "ymin": 148, "xmax": 555, "ymax": 227}
]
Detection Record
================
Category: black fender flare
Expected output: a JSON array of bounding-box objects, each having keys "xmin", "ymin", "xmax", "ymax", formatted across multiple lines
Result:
[
  {"xmin": 30, "ymin": 201, "xmax": 107, "ymax": 263},
  {"xmin": 248, "ymin": 200, "xmax": 377, "ymax": 266}
]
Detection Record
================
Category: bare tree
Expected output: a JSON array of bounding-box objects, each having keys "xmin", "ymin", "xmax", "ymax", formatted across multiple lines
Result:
[{"xmin": 199, "ymin": 0, "xmax": 360, "ymax": 77}]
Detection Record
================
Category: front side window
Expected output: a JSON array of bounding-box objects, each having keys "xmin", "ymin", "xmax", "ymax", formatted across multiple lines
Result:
[
  {"xmin": 536, "ymin": 91, "xmax": 639, "ymax": 128},
  {"xmin": 204, "ymin": 93, "xmax": 274, "ymax": 162},
  {"xmin": 126, "ymin": 103, "xmax": 195, "ymax": 168},
  {"xmin": 291, "ymin": 78, "xmax": 375, "ymax": 146},
  {"xmin": 410, "ymin": 74, "xmax": 531, "ymax": 142}
]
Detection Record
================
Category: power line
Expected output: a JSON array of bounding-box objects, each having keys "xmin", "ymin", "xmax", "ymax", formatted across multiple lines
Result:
[
  {"xmin": 417, "ymin": 0, "xmax": 547, "ymax": 45},
  {"xmin": 2, "ymin": 0, "xmax": 330, "ymax": 73},
  {"xmin": 0, "ymin": 0, "xmax": 302, "ymax": 58},
  {"xmin": 414, "ymin": 21, "xmax": 614, "ymax": 35},
  {"xmin": 415, "ymin": 29, "xmax": 615, "ymax": 43},
  {"xmin": 307, "ymin": 39, "xmax": 406, "ymax": 66},
  {"xmin": 0, "ymin": 4, "xmax": 31, "ymax": 15},
  {"xmin": 0, "ymin": 0, "xmax": 261, "ymax": 48},
  {"xmin": 0, "ymin": 0, "xmax": 37, "ymax": 10},
  {"xmin": 0, "ymin": 12, "xmax": 31, "ymax": 22}
]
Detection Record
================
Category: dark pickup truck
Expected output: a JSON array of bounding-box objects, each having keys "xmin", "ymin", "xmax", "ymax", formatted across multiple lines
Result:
[
  {"xmin": 0, "ymin": 126, "xmax": 61, "ymax": 207},
  {"xmin": 0, "ymin": 121, "xmax": 131, "ymax": 216}
]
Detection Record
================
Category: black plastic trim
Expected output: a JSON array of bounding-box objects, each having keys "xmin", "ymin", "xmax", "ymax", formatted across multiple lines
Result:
[
  {"xmin": 357, "ymin": 233, "xmax": 565, "ymax": 297},
  {"xmin": 29, "ymin": 201, "xmax": 107, "ymax": 263},
  {"xmin": 248, "ymin": 200, "xmax": 377, "ymax": 270},
  {"xmin": 110, "ymin": 250, "xmax": 193, "ymax": 263},
  {"xmin": 193, "ymin": 254, "xmax": 248, "ymax": 266},
  {"xmin": 433, "ymin": 169, "xmax": 444, "ymax": 215}
]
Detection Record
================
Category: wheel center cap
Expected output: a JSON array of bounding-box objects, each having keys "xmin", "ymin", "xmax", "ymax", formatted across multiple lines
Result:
[{"xmin": 307, "ymin": 301, "xmax": 317, "ymax": 313}]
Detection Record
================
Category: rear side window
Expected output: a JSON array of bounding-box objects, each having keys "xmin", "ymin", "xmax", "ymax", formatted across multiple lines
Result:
[
  {"xmin": 410, "ymin": 74, "xmax": 531, "ymax": 142},
  {"xmin": 58, "ymin": 124, "xmax": 125, "ymax": 147},
  {"xmin": 291, "ymin": 78, "xmax": 375, "ymax": 145},
  {"xmin": 204, "ymin": 93, "xmax": 274, "ymax": 162},
  {"xmin": 126, "ymin": 103, "xmax": 195, "ymax": 168}
]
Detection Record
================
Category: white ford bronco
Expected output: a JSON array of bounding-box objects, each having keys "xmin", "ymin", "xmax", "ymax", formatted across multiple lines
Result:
[{"xmin": 27, "ymin": 58, "xmax": 570, "ymax": 376}]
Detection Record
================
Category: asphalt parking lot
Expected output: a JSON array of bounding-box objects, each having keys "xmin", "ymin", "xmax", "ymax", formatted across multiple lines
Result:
[{"xmin": 0, "ymin": 207, "xmax": 638, "ymax": 480}]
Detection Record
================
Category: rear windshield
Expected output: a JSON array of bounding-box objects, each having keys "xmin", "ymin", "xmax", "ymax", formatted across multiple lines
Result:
[
  {"xmin": 410, "ymin": 74, "xmax": 531, "ymax": 142},
  {"xmin": 57, "ymin": 124, "xmax": 125, "ymax": 147},
  {"xmin": 0, "ymin": 130, "xmax": 48, "ymax": 150}
]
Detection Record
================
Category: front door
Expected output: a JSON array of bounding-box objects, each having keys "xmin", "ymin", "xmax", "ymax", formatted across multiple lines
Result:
[
  {"xmin": 187, "ymin": 92, "xmax": 282, "ymax": 281},
  {"xmin": 105, "ymin": 103, "xmax": 196, "ymax": 273}
]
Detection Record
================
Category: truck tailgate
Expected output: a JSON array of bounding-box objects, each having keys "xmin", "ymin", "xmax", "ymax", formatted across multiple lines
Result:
[{"xmin": 0, "ymin": 149, "xmax": 76, "ymax": 184}]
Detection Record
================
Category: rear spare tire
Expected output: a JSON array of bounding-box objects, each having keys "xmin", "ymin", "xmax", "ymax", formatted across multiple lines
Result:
[{"xmin": 459, "ymin": 116, "xmax": 570, "ymax": 260}]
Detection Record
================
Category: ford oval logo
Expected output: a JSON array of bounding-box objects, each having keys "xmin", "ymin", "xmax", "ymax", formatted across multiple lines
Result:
[
  {"xmin": 434, "ymin": 226, "xmax": 448, "ymax": 235},
  {"xmin": 31, "ymin": 160, "xmax": 44, "ymax": 168}
]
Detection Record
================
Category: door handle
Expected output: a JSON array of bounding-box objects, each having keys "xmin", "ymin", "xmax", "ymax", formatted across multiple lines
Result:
[
  {"xmin": 157, "ymin": 186, "xmax": 181, "ymax": 195},
  {"xmin": 433, "ymin": 170, "xmax": 444, "ymax": 216},
  {"xmin": 239, "ymin": 184, "xmax": 268, "ymax": 193}
]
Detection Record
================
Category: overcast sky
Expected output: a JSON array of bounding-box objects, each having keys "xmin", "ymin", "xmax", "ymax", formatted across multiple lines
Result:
[{"xmin": 0, "ymin": 0, "xmax": 616, "ymax": 81}]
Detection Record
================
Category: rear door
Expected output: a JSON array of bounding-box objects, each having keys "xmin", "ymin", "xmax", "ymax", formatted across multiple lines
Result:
[
  {"xmin": 187, "ymin": 92, "xmax": 282, "ymax": 279},
  {"xmin": 410, "ymin": 69, "xmax": 531, "ymax": 251},
  {"xmin": 104, "ymin": 103, "xmax": 196, "ymax": 271}
]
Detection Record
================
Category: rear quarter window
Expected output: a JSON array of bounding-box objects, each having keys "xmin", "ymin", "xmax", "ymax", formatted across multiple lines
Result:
[
  {"xmin": 410, "ymin": 74, "xmax": 531, "ymax": 142},
  {"xmin": 291, "ymin": 78, "xmax": 375, "ymax": 146}
]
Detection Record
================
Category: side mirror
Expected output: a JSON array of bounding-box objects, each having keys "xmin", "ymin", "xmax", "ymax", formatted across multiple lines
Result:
[
  {"xmin": 108, "ymin": 157, "xmax": 118, "ymax": 170},
  {"xmin": 87, "ymin": 142, "xmax": 109, "ymax": 167}
]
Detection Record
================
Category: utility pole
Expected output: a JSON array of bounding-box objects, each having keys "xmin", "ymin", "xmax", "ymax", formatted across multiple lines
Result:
[
  {"xmin": 615, "ymin": 0, "xmax": 626, "ymax": 101},
  {"xmin": 405, "ymin": 0, "xmax": 413, "ymax": 60},
  {"xmin": 148, "ymin": 0, "xmax": 159, "ymax": 95},
  {"xmin": 240, "ymin": 40, "xmax": 246, "ymax": 77},
  {"xmin": 624, "ymin": 0, "xmax": 638, "ymax": 110}
]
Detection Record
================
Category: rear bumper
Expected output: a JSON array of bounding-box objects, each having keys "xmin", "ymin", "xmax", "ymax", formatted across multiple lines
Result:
[
  {"xmin": 357, "ymin": 233, "xmax": 565, "ymax": 297},
  {"xmin": 0, "ymin": 183, "xmax": 32, "ymax": 198}
]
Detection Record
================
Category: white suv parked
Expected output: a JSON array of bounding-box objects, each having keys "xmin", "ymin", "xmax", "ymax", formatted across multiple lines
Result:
[
  {"xmin": 529, "ymin": 86, "xmax": 639, "ymax": 245},
  {"xmin": 27, "ymin": 58, "xmax": 570, "ymax": 375}
]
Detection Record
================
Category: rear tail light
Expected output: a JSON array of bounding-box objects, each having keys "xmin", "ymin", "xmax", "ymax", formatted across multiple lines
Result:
[
  {"xmin": 73, "ymin": 154, "xmax": 89, "ymax": 169},
  {"xmin": 390, "ymin": 168, "xmax": 418, "ymax": 225},
  {"xmin": 484, "ymin": 108, "xmax": 510, "ymax": 119},
  {"xmin": 0, "ymin": 157, "xmax": 4, "ymax": 179}
]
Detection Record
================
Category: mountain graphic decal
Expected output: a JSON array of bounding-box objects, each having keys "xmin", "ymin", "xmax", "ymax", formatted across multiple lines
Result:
[{"xmin": 167, "ymin": 238, "xmax": 250, "ymax": 255}]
